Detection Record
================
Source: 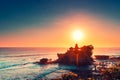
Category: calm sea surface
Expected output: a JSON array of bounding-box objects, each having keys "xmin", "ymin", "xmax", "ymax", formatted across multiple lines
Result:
[{"xmin": 0, "ymin": 47, "xmax": 120, "ymax": 80}]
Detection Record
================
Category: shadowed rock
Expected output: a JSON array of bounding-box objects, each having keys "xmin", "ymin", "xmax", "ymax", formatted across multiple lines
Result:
[
  {"xmin": 57, "ymin": 44, "xmax": 94, "ymax": 66},
  {"xmin": 40, "ymin": 58, "xmax": 48, "ymax": 64}
]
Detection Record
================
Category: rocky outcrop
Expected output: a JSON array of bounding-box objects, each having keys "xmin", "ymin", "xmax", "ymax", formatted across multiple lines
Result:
[
  {"xmin": 57, "ymin": 44, "xmax": 94, "ymax": 66},
  {"xmin": 39, "ymin": 58, "xmax": 48, "ymax": 64}
]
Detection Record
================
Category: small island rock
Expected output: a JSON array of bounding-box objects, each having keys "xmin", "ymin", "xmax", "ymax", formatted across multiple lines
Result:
[{"xmin": 57, "ymin": 44, "xmax": 94, "ymax": 66}]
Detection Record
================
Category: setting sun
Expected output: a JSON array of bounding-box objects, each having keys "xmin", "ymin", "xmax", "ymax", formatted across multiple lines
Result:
[{"xmin": 73, "ymin": 30, "xmax": 83, "ymax": 41}]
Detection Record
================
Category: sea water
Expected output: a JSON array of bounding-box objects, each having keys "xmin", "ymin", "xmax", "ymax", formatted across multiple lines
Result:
[{"xmin": 0, "ymin": 47, "xmax": 120, "ymax": 80}]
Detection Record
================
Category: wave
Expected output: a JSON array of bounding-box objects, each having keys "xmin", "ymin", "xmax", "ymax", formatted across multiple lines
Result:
[
  {"xmin": 33, "ymin": 64, "xmax": 77, "ymax": 79},
  {"xmin": 0, "ymin": 62, "xmax": 32, "ymax": 70},
  {"xmin": 33, "ymin": 67, "xmax": 61, "ymax": 79},
  {"xmin": 0, "ymin": 54, "xmax": 49, "ymax": 58}
]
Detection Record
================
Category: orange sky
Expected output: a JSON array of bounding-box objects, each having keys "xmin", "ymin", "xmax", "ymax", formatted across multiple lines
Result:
[{"xmin": 0, "ymin": 12, "xmax": 120, "ymax": 47}]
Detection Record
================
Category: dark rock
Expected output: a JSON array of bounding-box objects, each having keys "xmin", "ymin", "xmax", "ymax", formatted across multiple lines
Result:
[
  {"xmin": 95, "ymin": 55, "xmax": 109, "ymax": 60},
  {"xmin": 57, "ymin": 44, "xmax": 94, "ymax": 66},
  {"xmin": 40, "ymin": 58, "xmax": 48, "ymax": 64}
]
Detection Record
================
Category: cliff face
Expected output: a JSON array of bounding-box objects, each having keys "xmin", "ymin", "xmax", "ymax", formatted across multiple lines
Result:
[{"xmin": 57, "ymin": 44, "xmax": 94, "ymax": 66}]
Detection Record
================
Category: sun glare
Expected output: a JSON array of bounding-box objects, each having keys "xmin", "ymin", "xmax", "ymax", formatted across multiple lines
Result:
[{"xmin": 73, "ymin": 30, "xmax": 83, "ymax": 41}]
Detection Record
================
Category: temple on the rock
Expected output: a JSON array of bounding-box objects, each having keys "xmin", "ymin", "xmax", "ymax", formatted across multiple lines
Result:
[{"xmin": 57, "ymin": 44, "xmax": 94, "ymax": 66}]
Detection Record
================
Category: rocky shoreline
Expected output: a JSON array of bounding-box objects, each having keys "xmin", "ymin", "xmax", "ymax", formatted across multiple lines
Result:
[
  {"xmin": 34, "ymin": 44, "xmax": 120, "ymax": 80},
  {"xmin": 36, "ymin": 44, "xmax": 94, "ymax": 66}
]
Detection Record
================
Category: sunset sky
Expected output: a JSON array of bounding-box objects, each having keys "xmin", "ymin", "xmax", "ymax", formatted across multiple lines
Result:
[{"xmin": 0, "ymin": 0, "xmax": 120, "ymax": 47}]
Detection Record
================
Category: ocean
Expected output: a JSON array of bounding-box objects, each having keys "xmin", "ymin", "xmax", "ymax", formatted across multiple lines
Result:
[{"xmin": 0, "ymin": 47, "xmax": 120, "ymax": 80}]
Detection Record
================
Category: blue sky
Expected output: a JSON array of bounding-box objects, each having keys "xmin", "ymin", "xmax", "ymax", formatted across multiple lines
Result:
[{"xmin": 0, "ymin": 0, "xmax": 120, "ymax": 34}]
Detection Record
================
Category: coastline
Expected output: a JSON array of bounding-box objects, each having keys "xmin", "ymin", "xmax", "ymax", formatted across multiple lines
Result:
[{"xmin": 0, "ymin": 47, "xmax": 120, "ymax": 80}]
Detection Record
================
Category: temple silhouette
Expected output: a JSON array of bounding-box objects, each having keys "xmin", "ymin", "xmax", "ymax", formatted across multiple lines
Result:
[{"xmin": 57, "ymin": 44, "xmax": 94, "ymax": 66}]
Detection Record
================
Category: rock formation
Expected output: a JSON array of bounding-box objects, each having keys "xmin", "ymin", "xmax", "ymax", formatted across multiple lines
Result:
[{"xmin": 57, "ymin": 44, "xmax": 94, "ymax": 66}]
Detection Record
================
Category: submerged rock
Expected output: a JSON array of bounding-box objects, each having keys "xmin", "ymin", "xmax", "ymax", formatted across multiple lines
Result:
[{"xmin": 57, "ymin": 44, "xmax": 94, "ymax": 66}]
